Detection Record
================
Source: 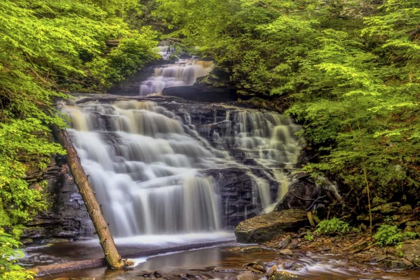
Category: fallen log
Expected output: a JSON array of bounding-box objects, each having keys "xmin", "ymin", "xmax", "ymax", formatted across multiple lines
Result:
[{"xmin": 54, "ymin": 127, "xmax": 126, "ymax": 269}]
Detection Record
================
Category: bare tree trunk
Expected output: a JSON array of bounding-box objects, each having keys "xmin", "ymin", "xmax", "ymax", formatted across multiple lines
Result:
[{"xmin": 54, "ymin": 127, "xmax": 126, "ymax": 269}]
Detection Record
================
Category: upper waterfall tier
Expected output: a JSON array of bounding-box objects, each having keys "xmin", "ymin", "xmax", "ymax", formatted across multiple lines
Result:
[
  {"xmin": 63, "ymin": 97, "xmax": 302, "ymax": 236},
  {"xmin": 139, "ymin": 60, "xmax": 213, "ymax": 96}
]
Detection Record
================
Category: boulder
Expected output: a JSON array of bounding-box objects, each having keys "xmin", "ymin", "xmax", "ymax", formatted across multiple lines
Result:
[
  {"xmin": 235, "ymin": 209, "xmax": 307, "ymax": 243},
  {"xmin": 401, "ymin": 240, "xmax": 420, "ymax": 267}
]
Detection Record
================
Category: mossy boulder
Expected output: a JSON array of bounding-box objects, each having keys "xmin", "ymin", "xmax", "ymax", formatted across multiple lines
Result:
[
  {"xmin": 234, "ymin": 209, "xmax": 307, "ymax": 243},
  {"xmin": 372, "ymin": 197, "xmax": 387, "ymax": 207},
  {"xmin": 371, "ymin": 202, "xmax": 401, "ymax": 214},
  {"xmin": 401, "ymin": 240, "xmax": 420, "ymax": 267},
  {"xmin": 399, "ymin": 205, "xmax": 413, "ymax": 214}
]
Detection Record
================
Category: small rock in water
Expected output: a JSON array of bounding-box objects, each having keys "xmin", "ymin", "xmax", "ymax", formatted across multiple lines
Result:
[
  {"xmin": 269, "ymin": 271, "xmax": 297, "ymax": 280},
  {"xmin": 245, "ymin": 265, "xmax": 266, "ymax": 274},
  {"xmin": 237, "ymin": 271, "xmax": 260, "ymax": 280},
  {"xmin": 276, "ymin": 235, "xmax": 292, "ymax": 249},
  {"xmin": 267, "ymin": 265, "xmax": 278, "ymax": 277},
  {"xmin": 240, "ymin": 246, "xmax": 263, "ymax": 253},
  {"xmin": 213, "ymin": 267, "xmax": 245, "ymax": 273},
  {"xmin": 279, "ymin": 249, "xmax": 293, "ymax": 256},
  {"xmin": 283, "ymin": 262, "xmax": 305, "ymax": 271}
]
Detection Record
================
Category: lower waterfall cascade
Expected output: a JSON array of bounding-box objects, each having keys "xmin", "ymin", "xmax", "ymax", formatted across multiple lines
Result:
[
  {"xmin": 63, "ymin": 96, "xmax": 303, "ymax": 237},
  {"xmin": 60, "ymin": 57, "xmax": 302, "ymax": 238}
]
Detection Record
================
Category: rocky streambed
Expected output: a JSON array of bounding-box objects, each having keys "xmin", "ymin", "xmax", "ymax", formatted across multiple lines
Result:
[{"xmin": 37, "ymin": 243, "xmax": 420, "ymax": 280}]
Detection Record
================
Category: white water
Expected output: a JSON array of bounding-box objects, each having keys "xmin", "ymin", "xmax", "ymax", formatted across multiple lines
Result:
[
  {"xmin": 218, "ymin": 108, "xmax": 303, "ymax": 211},
  {"xmin": 64, "ymin": 101, "xmax": 222, "ymax": 237},
  {"xmin": 63, "ymin": 99, "xmax": 302, "ymax": 237},
  {"xmin": 62, "ymin": 53, "xmax": 303, "ymax": 239},
  {"xmin": 139, "ymin": 59, "xmax": 213, "ymax": 96}
]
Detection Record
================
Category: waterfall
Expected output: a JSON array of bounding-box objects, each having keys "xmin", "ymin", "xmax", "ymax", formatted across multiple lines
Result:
[
  {"xmin": 139, "ymin": 60, "xmax": 213, "ymax": 96},
  {"xmin": 64, "ymin": 101, "xmax": 222, "ymax": 237},
  {"xmin": 62, "ymin": 53, "xmax": 304, "ymax": 239}
]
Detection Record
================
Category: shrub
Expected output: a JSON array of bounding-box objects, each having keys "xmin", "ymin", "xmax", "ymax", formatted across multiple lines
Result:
[
  {"xmin": 315, "ymin": 218, "xmax": 350, "ymax": 235},
  {"xmin": 374, "ymin": 225, "xmax": 418, "ymax": 247}
]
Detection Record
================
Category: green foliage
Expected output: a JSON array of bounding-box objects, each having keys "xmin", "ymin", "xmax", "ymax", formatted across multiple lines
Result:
[
  {"xmin": 315, "ymin": 218, "xmax": 350, "ymax": 235},
  {"xmin": 0, "ymin": 0, "xmax": 157, "ymax": 276},
  {"xmin": 374, "ymin": 224, "xmax": 418, "ymax": 247},
  {"xmin": 155, "ymin": 0, "xmax": 420, "ymax": 211},
  {"xmin": 0, "ymin": 229, "xmax": 34, "ymax": 279},
  {"xmin": 304, "ymin": 230, "xmax": 314, "ymax": 241}
]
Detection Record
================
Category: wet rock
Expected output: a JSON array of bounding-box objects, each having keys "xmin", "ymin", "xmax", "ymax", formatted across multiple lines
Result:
[
  {"xmin": 237, "ymin": 271, "xmax": 260, "ymax": 280},
  {"xmin": 204, "ymin": 168, "xmax": 275, "ymax": 228},
  {"xmin": 399, "ymin": 205, "xmax": 413, "ymax": 214},
  {"xmin": 235, "ymin": 209, "xmax": 307, "ymax": 243},
  {"xmin": 243, "ymin": 261, "xmax": 266, "ymax": 273},
  {"xmin": 370, "ymin": 255, "xmax": 387, "ymax": 263},
  {"xmin": 269, "ymin": 271, "xmax": 297, "ymax": 280},
  {"xmin": 279, "ymin": 249, "xmax": 293, "ymax": 256},
  {"xmin": 237, "ymin": 246, "xmax": 263, "ymax": 253},
  {"xmin": 275, "ymin": 173, "xmax": 340, "ymax": 212},
  {"xmin": 401, "ymin": 240, "xmax": 420, "ymax": 267},
  {"xmin": 276, "ymin": 235, "xmax": 291, "ymax": 249},
  {"xmin": 162, "ymin": 85, "xmax": 237, "ymax": 103},
  {"xmin": 371, "ymin": 202, "xmax": 401, "ymax": 214},
  {"xmin": 380, "ymin": 259, "xmax": 408, "ymax": 269},
  {"xmin": 267, "ymin": 265, "xmax": 277, "ymax": 277},
  {"xmin": 138, "ymin": 270, "xmax": 163, "ymax": 278},
  {"xmin": 283, "ymin": 262, "xmax": 305, "ymax": 271},
  {"xmin": 287, "ymin": 239, "xmax": 299, "ymax": 249},
  {"xmin": 213, "ymin": 267, "xmax": 246, "ymax": 273},
  {"xmin": 21, "ymin": 227, "xmax": 47, "ymax": 239}
]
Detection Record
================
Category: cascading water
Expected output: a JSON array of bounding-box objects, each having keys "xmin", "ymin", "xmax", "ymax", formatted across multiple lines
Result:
[
  {"xmin": 215, "ymin": 108, "xmax": 303, "ymax": 211},
  {"xmin": 63, "ymin": 101, "xmax": 222, "ymax": 237},
  {"xmin": 139, "ymin": 59, "xmax": 213, "ymax": 96},
  {"xmin": 62, "ymin": 55, "xmax": 302, "ymax": 239}
]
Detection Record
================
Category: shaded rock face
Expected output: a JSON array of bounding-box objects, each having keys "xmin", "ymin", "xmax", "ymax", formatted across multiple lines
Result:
[
  {"xmin": 275, "ymin": 173, "xmax": 341, "ymax": 212},
  {"xmin": 162, "ymin": 85, "xmax": 237, "ymax": 103},
  {"xmin": 204, "ymin": 168, "xmax": 278, "ymax": 229},
  {"xmin": 23, "ymin": 156, "xmax": 92, "ymax": 244},
  {"xmin": 234, "ymin": 209, "xmax": 307, "ymax": 243}
]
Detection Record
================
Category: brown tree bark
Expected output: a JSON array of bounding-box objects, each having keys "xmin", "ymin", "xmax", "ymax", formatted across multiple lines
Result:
[{"xmin": 54, "ymin": 127, "xmax": 126, "ymax": 269}]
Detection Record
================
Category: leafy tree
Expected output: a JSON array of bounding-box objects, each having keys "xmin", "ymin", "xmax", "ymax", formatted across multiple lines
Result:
[
  {"xmin": 156, "ymin": 0, "xmax": 420, "ymax": 229},
  {"xmin": 0, "ymin": 0, "xmax": 157, "ymax": 276}
]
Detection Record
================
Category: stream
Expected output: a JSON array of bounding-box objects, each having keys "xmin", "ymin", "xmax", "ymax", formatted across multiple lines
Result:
[{"xmin": 25, "ymin": 56, "xmax": 420, "ymax": 279}]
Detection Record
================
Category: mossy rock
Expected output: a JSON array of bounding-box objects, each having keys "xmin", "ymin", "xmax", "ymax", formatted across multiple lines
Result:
[
  {"xmin": 372, "ymin": 197, "xmax": 387, "ymax": 207},
  {"xmin": 371, "ymin": 202, "xmax": 401, "ymax": 214},
  {"xmin": 399, "ymin": 205, "xmax": 413, "ymax": 214},
  {"xmin": 401, "ymin": 240, "xmax": 420, "ymax": 267}
]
